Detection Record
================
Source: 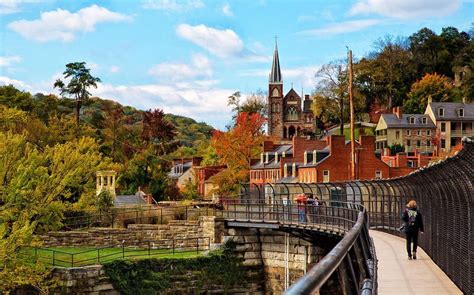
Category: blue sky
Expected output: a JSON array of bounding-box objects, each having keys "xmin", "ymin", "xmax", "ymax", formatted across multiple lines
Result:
[{"xmin": 0, "ymin": 0, "xmax": 472, "ymax": 129}]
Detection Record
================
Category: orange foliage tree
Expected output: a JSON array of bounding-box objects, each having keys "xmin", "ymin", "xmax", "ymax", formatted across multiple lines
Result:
[{"xmin": 211, "ymin": 112, "xmax": 266, "ymax": 196}]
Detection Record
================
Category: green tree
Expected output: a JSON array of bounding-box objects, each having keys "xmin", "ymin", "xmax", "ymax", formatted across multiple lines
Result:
[
  {"xmin": 54, "ymin": 62, "xmax": 101, "ymax": 125},
  {"xmin": 0, "ymin": 133, "xmax": 113, "ymax": 292}
]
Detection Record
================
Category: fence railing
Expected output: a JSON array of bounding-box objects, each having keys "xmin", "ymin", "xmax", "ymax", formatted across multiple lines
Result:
[
  {"xmin": 21, "ymin": 237, "xmax": 210, "ymax": 268},
  {"xmin": 62, "ymin": 206, "xmax": 223, "ymax": 230}
]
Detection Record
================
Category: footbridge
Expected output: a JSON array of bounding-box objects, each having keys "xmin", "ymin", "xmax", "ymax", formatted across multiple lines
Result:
[{"xmin": 223, "ymin": 139, "xmax": 473, "ymax": 294}]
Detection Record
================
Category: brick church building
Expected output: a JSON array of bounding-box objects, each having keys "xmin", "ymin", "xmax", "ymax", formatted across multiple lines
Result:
[{"xmin": 267, "ymin": 42, "xmax": 316, "ymax": 139}]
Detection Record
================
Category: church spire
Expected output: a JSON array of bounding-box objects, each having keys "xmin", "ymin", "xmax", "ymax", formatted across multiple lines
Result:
[{"xmin": 269, "ymin": 37, "xmax": 282, "ymax": 83}]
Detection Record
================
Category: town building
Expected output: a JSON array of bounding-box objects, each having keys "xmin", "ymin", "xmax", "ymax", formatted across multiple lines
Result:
[
  {"xmin": 375, "ymin": 107, "xmax": 436, "ymax": 153},
  {"xmin": 168, "ymin": 157, "xmax": 226, "ymax": 200},
  {"xmin": 425, "ymin": 101, "xmax": 474, "ymax": 152},
  {"xmin": 267, "ymin": 42, "xmax": 316, "ymax": 139}
]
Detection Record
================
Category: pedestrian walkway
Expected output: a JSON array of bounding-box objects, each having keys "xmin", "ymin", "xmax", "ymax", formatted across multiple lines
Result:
[{"xmin": 370, "ymin": 230, "xmax": 462, "ymax": 295}]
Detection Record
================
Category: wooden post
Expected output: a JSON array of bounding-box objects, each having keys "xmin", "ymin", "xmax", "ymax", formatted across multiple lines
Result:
[{"xmin": 348, "ymin": 49, "xmax": 356, "ymax": 180}]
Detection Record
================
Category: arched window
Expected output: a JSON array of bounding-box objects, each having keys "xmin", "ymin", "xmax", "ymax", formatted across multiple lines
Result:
[
  {"xmin": 272, "ymin": 88, "xmax": 280, "ymax": 97},
  {"xmin": 286, "ymin": 106, "xmax": 298, "ymax": 121}
]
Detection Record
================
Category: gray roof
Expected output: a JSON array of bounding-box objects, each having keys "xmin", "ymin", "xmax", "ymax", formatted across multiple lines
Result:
[
  {"xmin": 114, "ymin": 195, "xmax": 147, "ymax": 206},
  {"xmin": 269, "ymin": 41, "xmax": 282, "ymax": 83},
  {"xmin": 427, "ymin": 102, "xmax": 474, "ymax": 121},
  {"xmin": 380, "ymin": 114, "xmax": 436, "ymax": 129},
  {"xmin": 251, "ymin": 160, "xmax": 280, "ymax": 169},
  {"xmin": 168, "ymin": 161, "xmax": 192, "ymax": 179},
  {"xmin": 274, "ymin": 144, "xmax": 293, "ymax": 154}
]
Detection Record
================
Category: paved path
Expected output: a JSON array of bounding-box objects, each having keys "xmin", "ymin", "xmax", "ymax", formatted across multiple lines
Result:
[{"xmin": 370, "ymin": 230, "xmax": 462, "ymax": 295}]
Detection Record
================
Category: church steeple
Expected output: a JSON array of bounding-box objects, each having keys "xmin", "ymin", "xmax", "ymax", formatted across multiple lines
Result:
[{"xmin": 269, "ymin": 38, "xmax": 282, "ymax": 83}]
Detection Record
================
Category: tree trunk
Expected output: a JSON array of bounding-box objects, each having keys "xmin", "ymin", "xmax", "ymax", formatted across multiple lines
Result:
[
  {"xmin": 339, "ymin": 98, "xmax": 344, "ymax": 136},
  {"xmin": 76, "ymin": 99, "xmax": 81, "ymax": 125}
]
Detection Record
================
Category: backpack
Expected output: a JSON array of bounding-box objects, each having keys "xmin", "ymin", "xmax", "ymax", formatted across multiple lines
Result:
[{"xmin": 406, "ymin": 209, "xmax": 417, "ymax": 230}]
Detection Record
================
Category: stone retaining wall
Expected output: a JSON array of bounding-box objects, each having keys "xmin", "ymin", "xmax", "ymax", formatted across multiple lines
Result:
[
  {"xmin": 225, "ymin": 227, "xmax": 331, "ymax": 294},
  {"xmin": 48, "ymin": 265, "xmax": 263, "ymax": 295},
  {"xmin": 39, "ymin": 216, "xmax": 223, "ymax": 248}
]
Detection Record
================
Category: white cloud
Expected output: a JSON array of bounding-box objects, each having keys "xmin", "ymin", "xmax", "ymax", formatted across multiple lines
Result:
[
  {"xmin": 349, "ymin": 0, "xmax": 461, "ymax": 19},
  {"xmin": 0, "ymin": 55, "xmax": 22, "ymax": 66},
  {"xmin": 299, "ymin": 19, "xmax": 381, "ymax": 36},
  {"xmin": 8, "ymin": 5, "xmax": 131, "ymax": 42},
  {"xmin": 148, "ymin": 53, "xmax": 213, "ymax": 81},
  {"xmin": 176, "ymin": 24, "xmax": 244, "ymax": 58},
  {"xmin": 222, "ymin": 3, "xmax": 233, "ymax": 16},
  {"xmin": 240, "ymin": 65, "xmax": 321, "ymax": 89},
  {"xmin": 0, "ymin": 76, "xmax": 30, "ymax": 89},
  {"xmin": 95, "ymin": 82, "xmax": 233, "ymax": 128},
  {"xmin": 109, "ymin": 66, "xmax": 120, "ymax": 73},
  {"xmin": 142, "ymin": 0, "xmax": 204, "ymax": 12}
]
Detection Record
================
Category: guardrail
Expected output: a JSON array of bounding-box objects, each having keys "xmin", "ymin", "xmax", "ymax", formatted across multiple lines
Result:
[{"xmin": 21, "ymin": 237, "xmax": 210, "ymax": 268}]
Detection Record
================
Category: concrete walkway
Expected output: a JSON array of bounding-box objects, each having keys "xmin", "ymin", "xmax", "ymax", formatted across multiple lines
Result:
[{"xmin": 370, "ymin": 230, "xmax": 462, "ymax": 295}]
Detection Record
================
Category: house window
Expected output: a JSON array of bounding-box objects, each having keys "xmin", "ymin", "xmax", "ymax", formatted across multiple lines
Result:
[
  {"xmin": 407, "ymin": 140, "xmax": 411, "ymax": 147},
  {"xmin": 375, "ymin": 171, "xmax": 382, "ymax": 180},
  {"xmin": 426, "ymin": 130, "xmax": 431, "ymax": 136},
  {"xmin": 438, "ymin": 108, "xmax": 444, "ymax": 117},
  {"xmin": 272, "ymin": 87, "xmax": 280, "ymax": 97},
  {"xmin": 441, "ymin": 123, "xmax": 446, "ymax": 132},
  {"xmin": 409, "ymin": 117, "xmax": 416, "ymax": 124},
  {"xmin": 407, "ymin": 130, "xmax": 411, "ymax": 136},
  {"xmin": 421, "ymin": 117, "xmax": 427, "ymax": 124},
  {"xmin": 323, "ymin": 170, "xmax": 330, "ymax": 183},
  {"xmin": 426, "ymin": 140, "xmax": 431, "ymax": 147},
  {"xmin": 417, "ymin": 130, "xmax": 421, "ymax": 136},
  {"xmin": 417, "ymin": 140, "xmax": 421, "ymax": 147},
  {"xmin": 441, "ymin": 139, "xmax": 446, "ymax": 149},
  {"xmin": 459, "ymin": 108, "xmax": 464, "ymax": 117},
  {"xmin": 407, "ymin": 160, "xmax": 415, "ymax": 168},
  {"xmin": 396, "ymin": 131, "xmax": 400, "ymax": 139}
]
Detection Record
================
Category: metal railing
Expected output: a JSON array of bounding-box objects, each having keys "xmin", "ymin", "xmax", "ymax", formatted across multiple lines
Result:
[
  {"xmin": 21, "ymin": 237, "xmax": 210, "ymax": 268},
  {"xmin": 236, "ymin": 139, "xmax": 473, "ymax": 294},
  {"xmin": 62, "ymin": 206, "xmax": 222, "ymax": 230}
]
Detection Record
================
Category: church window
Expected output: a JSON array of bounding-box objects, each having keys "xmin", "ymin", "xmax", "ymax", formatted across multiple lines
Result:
[
  {"xmin": 272, "ymin": 88, "xmax": 280, "ymax": 97},
  {"xmin": 286, "ymin": 106, "xmax": 298, "ymax": 121}
]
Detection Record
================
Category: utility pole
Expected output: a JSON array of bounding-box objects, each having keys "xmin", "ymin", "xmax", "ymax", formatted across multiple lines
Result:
[{"xmin": 348, "ymin": 48, "xmax": 356, "ymax": 180}]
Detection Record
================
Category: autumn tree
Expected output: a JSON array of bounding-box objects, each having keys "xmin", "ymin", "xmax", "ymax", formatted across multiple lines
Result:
[
  {"xmin": 404, "ymin": 73, "xmax": 454, "ymax": 113},
  {"xmin": 228, "ymin": 90, "xmax": 267, "ymax": 123},
  {"xmin": 54, "ymin": 62, "xmax": 101, "ymax": 125},
  {"xmin": 211, "ymin": 112, "xmax": 266, "ymax": 196}
]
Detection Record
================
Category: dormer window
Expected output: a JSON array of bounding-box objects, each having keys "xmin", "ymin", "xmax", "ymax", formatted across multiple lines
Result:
[
  {"xmin": 458, "ymin": 108, "xmax": 464, "ymax": 117},
  {"xmin": 438, "ymin": 108, "xmax": 444, "ymax": 117},
  {"xmin": 409, "ymin": 117, "xmax": 415, "ymax": 124},
  {"xmin": 421, "ymin": 117, "xmax": 427, "ymax": 124}
]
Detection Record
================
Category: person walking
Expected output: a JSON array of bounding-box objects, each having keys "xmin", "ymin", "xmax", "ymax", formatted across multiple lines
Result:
[{"xmin": 402, "ymin": 200, "xmax": 424, "ymax": 260}]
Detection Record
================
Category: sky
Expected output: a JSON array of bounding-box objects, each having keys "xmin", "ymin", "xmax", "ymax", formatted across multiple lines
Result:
[{"xmin": 0, "ymin": 0, "xmax": 473, "ymax": 129}]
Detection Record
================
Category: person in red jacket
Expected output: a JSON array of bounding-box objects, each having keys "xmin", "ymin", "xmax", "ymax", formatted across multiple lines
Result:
[{"xmin": 402, "ymin": 200, "xmax": 424, "ymax": 260}]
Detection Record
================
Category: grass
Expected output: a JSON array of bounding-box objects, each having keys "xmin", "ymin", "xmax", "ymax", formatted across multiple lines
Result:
[
  {"xmin": 340, "ymin": 127, "xmax": 375, "ymax": 140},
  {"xmin": 20, "ymin": 246, "xmax": 204, "ymax": 268}
]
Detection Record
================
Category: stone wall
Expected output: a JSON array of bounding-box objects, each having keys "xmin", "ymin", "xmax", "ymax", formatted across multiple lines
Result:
[
  {"xmin": 48, "ymin": 265, "xmax": 263, "ymax": 295},
  {"xmin": 225, "ymin": 227, "xmax": 331, "ymax": 294},
  {"xmin": 38, "ymin": 218, "xmax": 221, "ymax": 248}
]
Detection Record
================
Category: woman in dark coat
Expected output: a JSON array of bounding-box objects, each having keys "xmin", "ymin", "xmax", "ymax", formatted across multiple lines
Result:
[{"xmin": 402, "ymin": 200, "xmax": 424, "ymax": 260}]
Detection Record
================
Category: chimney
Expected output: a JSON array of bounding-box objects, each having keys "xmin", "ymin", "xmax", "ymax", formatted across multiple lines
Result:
[
  {"xmin": 304, "ymin": 151, "xmax": 307, "ymax": 165},
  {"xmin": 260, "ymin": 153, "xmax": 264, "ymax": 163},
  {"xmin": 282, "ymin": 151, "xmax": 286, "ymax": 158},
  {"xmin": 313, "ymin": 150, "xmax": 317, "ymax": 164},
  {"xmin": 304, "ymin": 94, "xmax": 310, "ymax": 100},
  {"xmin": 284, "ymin": 164, "xmax": 288, "ymax": 178},
  {"xmin": 393, "ymin": 107, "xmax": 403, "ymax": 119},
  {"xmin": 265, "ymin": 152, "xmax": 269, "ymax": 164},
  {"xmin": 462, "ymin": 96, "xmax": 467, "ymax": 104},
  {"xmin": 292, "ymin": 163, "xmax": 296, "ymax": 177},
  {"xmin": 274, "ymin": 152, "xmax": 279, "ymax": 163},
  {"xmin": 428, "ymin": 95, "xmax": 433, "ymax": 105}
]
